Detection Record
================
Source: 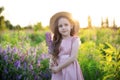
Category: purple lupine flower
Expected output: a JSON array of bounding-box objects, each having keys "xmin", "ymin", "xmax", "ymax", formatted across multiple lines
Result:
[
  {"xmin": 37, "ymin": 59, "xmax": 41, "ymax": 67},
  {"xmin": 33, "ymin": 49, "xmax": 37, "ymax": 57},
  {"xmin": 44, "ymin": 73, "xmax": 49, "ymax": 79},
  {"xmin": 23, "ymin": 62, "xmax": 27, "ymax": 70},
  {"xmin": 23, "ymin": 54, "xmax": 26, "ymax": 61},
  {"xmin": 45, "ymin": 32, "xmax": 52, "ymax": 45},
  {"xmin": 20, "ymin": 55, "xmax": 25, "ymax": 62},
  {"xmin": 10, "ymin": 54, "xmax": 14, "ymax": 62},
  {"xmin": 0, "ymin": 46, "xmax": 3, "ymax": 54},
  {"xmin": 6, "ymin": 45, "xmax": 11, "ymax": 53},
  {"xmin": 41, "ymin": 53, "xmax": 51, "ymax": 60},
  {"xmin": 29, "ymin": 64, "xmax": 33, "ymax": 70},
  {"xmin": 4, "ymin": 68, "xmax": 8, "ymax": 74},
  {"xmin": 34, "ymin": 75, "xmax": 38, "ymax": 80},
  {"xmin": 3, "ymin": 50, "xmax": 7, "ymax": 55},
  {"xmin": 27, "ymin": 49, "xmax": 31, "ymax": 55},
  {"xmin": 4, "ymin": 55, "xmax": 8, "ymax": 62},
  {"xmin": 45, "ymin": 32, "xmax": 53, "ymax": 54},
  {"xmin": 17, "ymin": 49, "xmax": 22, "ymax": 56},
  {"xmin": 14, "ymin": 60, "xmax": 21, "ymax": 69},
  {"xmin": 17, "ymin": 74, "xmax": 22, "ymax": 80},
  {"xmin": 12, "ymin": 47, "xmax": 18, "ymax": 54}
]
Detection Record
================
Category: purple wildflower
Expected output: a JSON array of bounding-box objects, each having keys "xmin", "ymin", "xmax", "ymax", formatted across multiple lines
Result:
[
  {"xmin": 12, "ymin": 47, "xmax": 17, "ymax": 54},
  {"xmin": 33, "ymin": 49, "xmax": 36, "ymax": 57},
  {"xmin": 23, "ymin": 62, "xmax": 27, "ymax": 70},
  {"xmin": 14, "ymin": 60, "xmax": 21, "ymax": 69},
  {"xmin": 45, "ymin": 32, "xmax": 53, "ymax": 54},
  {"xmin": 34, "ymin": 75, "xmax": 38, "ymax": 80},
  {"xmin": 45, "ymin": 32, "xmax": 52, "ymax": 45},
  {"xmin": 6, "ymin": 45, "xmax": 11, "ymax": 53},
  {"xmin": 4, "ymin": 68, "xmax": 8, "ymax": 74},
  {"xmin": 0, "ymin": 46, "xmax": 3, "ymax": 54},
  {"xmin": 20, "ymin": 54, "xmax": 25, "ymax": 62},
  {"xmin": 37, "ymin": 59, "xmax": 41, "ymax": 67},
  {"xmin": 3, "ymin": 50, "xmax": 7, "ymax": 55},
  {"xmin": 29, "ymin": 64, "xmax": 33, "ymax": 70},
  {"xmin": 27, "ymin": 49, "xmax": 31, "ymax": 55},
  {"xmin": 17, "ymin": 49, "xmax": 22, "ymax": 56},
  {"xmin": 4, "ymin": 55, "xmax": 8, "ymax": 62},
  {"xmin": 41, "ymin": 53, "xmax": 51, "ymax": 60},
  {"xmin": 44, "ymin": 73, "xmax": 49, "ymax": 79},
  {"xmin": 17, "ymin": 74, "xmax": 22, "ymax": 80}
]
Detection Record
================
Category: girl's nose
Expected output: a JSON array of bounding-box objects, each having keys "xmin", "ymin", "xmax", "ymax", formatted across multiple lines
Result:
[
  {"xmin": 62, "ymin": 27, "xmax": 66, "ymax": 30},
  {"xmin": 62, "ymin": 26, "xmax": 66, "ymax": 29}
]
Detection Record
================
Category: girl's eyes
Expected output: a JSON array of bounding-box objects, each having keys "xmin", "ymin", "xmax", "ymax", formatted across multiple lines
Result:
[
  {"xmin": 64, "ymin": 23, "xmax": 68, "ymax": 26},
  {"xmin": 58, "ymin": 23, "xmax": 69, "ymax": 27},
  {"xmin": 58, "ymin": 25, "xmax": 62, "ymax": 28}
]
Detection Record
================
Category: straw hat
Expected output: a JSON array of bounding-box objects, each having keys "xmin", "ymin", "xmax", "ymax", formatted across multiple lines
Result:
[{"xmin": 49, "ymin": 11, "xmax": 80, "ymax": 34}]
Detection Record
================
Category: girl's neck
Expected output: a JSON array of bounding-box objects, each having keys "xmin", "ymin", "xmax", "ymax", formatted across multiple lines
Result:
[{"xmin": 62, "ymin": 35, "xmax": 71, "ymax": 40}]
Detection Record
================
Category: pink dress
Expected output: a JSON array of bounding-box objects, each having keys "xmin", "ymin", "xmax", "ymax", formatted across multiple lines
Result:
[{"xmin": 51, "ymin": 36, "xmax": 84, "ymax": 80}]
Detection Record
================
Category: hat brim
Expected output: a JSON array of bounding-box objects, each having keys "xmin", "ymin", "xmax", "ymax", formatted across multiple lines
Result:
[{"xmin": 49, "ymin": 11, "xmax": 79, "ymax": 34}]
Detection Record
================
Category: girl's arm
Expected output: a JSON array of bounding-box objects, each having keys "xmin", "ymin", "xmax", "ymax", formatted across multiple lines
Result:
[
  {"xmin": 58, "ymin": 38, "xmax": 80, "ymax": 69},
  {"xmin": 51, "ymin": 38, "xmax": 81, "ymax": 73}
]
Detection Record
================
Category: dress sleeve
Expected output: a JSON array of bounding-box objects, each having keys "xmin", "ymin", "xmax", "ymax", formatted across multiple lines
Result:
[{"xmin": 73, "ymin": 37, "xmax": 81, "ymax": 46}]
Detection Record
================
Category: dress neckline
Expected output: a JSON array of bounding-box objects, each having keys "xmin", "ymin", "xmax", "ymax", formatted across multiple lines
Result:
[{"xmin": 62, "ymin": 36, "xmax": 72, "ymax": 41}]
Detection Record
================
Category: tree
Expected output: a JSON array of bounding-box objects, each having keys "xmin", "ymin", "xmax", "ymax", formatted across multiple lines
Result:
[
  {"xmin": 112, "ymin": 18, "xmax": 117, "ymax": 28},
  {"xmin": 15, "ymin": 24, "xmax": 21, "ymax": 30},
  {"xmin": 0, "ymin": 16, "xmax": 6, "ymax": 30},
  {"xmin": 101, "ymin": 17, "xmax": 104, "ymax": 28},
  {"xmin": 0, "ymin": 7, "xmax": 6, "ymax": 31},
  {"xmin": 87, "ymin": 16, "xmax": 92, "ymax": 28},
  {"xmin": 5, "ymin": 20, "xmax": 13, "ymax": 30},
  {"xmin": 105, "ymin": 17, "xmax": 109, "ymax": 28},
  {"xmin": 34, "ymin": 22, "xmax": 43, "ymax": 31},
  {"xmin": 0, "ymin": 7, "xmax": 4, "ymax": 15},
  {"xmin": 24, "ymin": 25, "xmax": 33, "ymax": 29}
]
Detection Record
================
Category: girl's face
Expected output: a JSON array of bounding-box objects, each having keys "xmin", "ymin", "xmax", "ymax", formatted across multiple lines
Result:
[{"xmin": 58, "ymin": 17, "xmax": 72, "ymax": 38}]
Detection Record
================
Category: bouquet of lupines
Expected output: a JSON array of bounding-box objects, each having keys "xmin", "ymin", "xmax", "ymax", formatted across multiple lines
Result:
[
  {"xmin": 45, "ymin": 32, "xmax": 53, "ymax": 54},
  {"xmin": 45, "ymin": 32, "xmax": 58, "ymax": 68}
]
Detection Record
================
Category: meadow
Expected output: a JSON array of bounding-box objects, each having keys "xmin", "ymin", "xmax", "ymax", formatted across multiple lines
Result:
[{"xmin": 0, "ymin": 28, "xmax": 120, "ymax": 80}]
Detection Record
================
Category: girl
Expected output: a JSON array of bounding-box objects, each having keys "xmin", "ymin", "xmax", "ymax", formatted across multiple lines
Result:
[{"xmin": 47, "ymin": 11, "xmax": 84, "ymax": 80}]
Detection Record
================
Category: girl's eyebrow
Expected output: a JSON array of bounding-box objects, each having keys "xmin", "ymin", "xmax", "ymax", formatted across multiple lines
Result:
[{"xmin": 58, "ymin": 24, "xmax": 62, "ymax": 27}]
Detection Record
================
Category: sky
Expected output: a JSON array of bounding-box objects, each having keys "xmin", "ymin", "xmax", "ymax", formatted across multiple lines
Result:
[{"xmin": 0, "ymin": 0, "xmax": 120, "ymax": 27}]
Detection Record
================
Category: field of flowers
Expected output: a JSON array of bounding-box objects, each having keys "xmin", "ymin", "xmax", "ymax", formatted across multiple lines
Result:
[{"xmin": 0, "ymin": 28, "xmax": 120, "ymax": 80}]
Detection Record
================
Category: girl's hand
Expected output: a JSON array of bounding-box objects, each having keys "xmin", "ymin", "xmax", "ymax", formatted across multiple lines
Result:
[
  {"xmin": 49, "ymin": 58, "xmax": 55, "ymax": 68},
  {"xmin": 51, "ymin": 66, "xmax": 61, "ymax": 73}
]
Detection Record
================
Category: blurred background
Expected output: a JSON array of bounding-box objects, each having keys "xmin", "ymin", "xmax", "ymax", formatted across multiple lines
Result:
[{"xmin": 0, "ymin": 0, "xmax": 120, "ymax": 80}]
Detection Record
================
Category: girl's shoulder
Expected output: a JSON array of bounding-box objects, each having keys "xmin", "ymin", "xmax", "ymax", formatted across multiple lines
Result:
[
  {"xmin": 72, "ymin": 36, "xmax": 80, "ymax": 41},
  {"xmin": 72, "ymin": 36, "xmax": 81, "ymax": 45},
  {"xmin": 72, "ymin": 36, "xmax": 79, "ymax": 39}
]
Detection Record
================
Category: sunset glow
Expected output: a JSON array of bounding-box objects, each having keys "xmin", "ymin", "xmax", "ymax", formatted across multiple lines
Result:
[{"xmin": 0, "ymin": 0, "xmax": 120, "ymax": 27}]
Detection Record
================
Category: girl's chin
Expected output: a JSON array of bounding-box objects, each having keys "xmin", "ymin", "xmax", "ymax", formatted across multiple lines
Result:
[
  {"xmin": 61, "ymin": 32, "xmax": 67, "ymax": 35},
  {"xmin": 61, "ymin": 34, "xmax": 69, "ymax": 37}
]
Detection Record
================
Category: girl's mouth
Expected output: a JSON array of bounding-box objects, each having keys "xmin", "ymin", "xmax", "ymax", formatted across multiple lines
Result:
[{"xmin": 62, "ymin": 31, "xmax": 67, "ymax": 33}]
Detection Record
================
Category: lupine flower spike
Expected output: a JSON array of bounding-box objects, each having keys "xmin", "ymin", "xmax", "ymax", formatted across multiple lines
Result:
[{"xmin": 45, "ymin": 32, "xmax": 53, "ymax": 54}]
